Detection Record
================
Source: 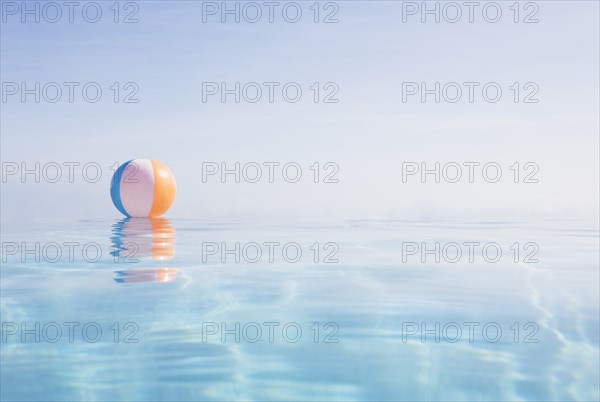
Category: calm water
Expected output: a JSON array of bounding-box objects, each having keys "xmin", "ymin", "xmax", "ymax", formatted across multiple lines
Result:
[{"xmin": 1, "ymin": 219, "xmax": 598, "ymax": 401}]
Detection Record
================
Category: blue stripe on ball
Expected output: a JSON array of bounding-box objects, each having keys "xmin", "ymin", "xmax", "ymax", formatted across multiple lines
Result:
[{"xmin": 110, "ymin": 160, "xmax": 133, "ymax": 217}]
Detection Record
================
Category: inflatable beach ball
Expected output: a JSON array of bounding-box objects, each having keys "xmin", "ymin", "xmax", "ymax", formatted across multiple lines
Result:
[{"xmin": 110, "ymin": 159, "xmax": 176, "ymax": 218}]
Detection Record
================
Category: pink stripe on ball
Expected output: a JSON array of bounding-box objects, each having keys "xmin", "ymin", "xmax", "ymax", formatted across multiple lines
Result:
[{"xmin": 120, "ymin": 159, "xmax": 155, "ymax": 217}]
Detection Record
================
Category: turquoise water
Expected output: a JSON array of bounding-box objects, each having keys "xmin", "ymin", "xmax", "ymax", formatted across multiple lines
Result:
[{"xmin": 1, "ymin": 219, "xmax": 598, "ymax": 401}]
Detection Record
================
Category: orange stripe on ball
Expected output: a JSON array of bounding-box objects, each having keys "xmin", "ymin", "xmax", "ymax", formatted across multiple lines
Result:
[{"xmin": 149, "ymin": 160, "xmax": 177, "ymax": 217}]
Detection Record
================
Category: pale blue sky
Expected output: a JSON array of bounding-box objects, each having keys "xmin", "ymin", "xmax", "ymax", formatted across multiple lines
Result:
[{"xmin": 1, "ymin": 1, "xmax": 598, "ymax": 223}]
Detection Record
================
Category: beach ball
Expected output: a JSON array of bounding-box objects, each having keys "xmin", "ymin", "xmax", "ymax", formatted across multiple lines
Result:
[{"xmin": 110, "ymin": 159, "xmax": 176, "ymax": 217}]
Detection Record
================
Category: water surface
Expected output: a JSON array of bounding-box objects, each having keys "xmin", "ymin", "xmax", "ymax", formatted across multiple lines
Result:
[{"xmin": 1, "ymin": 219, "xmax": 598, "ymax": 401}]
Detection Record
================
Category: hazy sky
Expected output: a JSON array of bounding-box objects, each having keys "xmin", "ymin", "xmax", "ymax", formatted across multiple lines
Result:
[{"xmin": 1, "ymin": 1, "xmax": 598, "ymax": 223}]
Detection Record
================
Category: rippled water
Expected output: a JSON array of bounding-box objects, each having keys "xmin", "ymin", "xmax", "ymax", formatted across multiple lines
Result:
[{"xmin": 1, "ymin": 219, "xmax": 598, "ymax": 401}]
